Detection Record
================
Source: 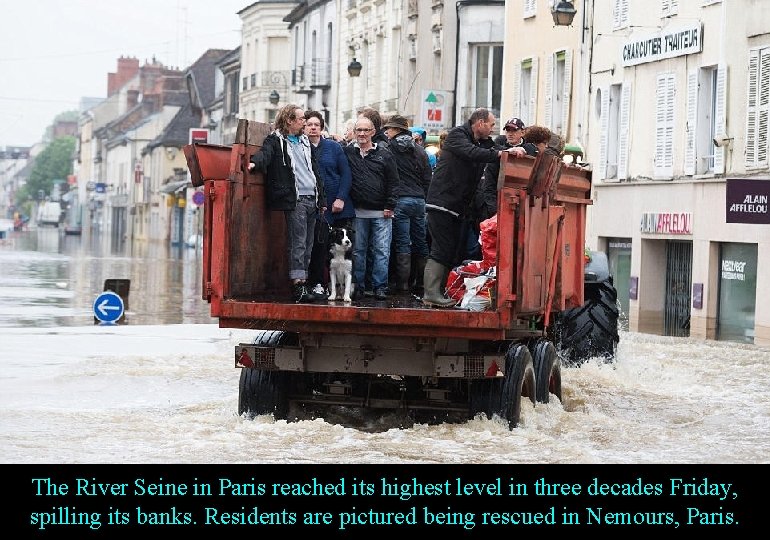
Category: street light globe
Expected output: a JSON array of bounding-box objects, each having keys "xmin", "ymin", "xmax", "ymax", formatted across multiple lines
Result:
[
  {"xmin": 269, "ymin": 90, "xmax": 280, "ymax": 105},
  {"xmin": 347, "ymin": 58, "xmax": 362, "ymax": 77},
  {"xmin": 551, "ymin": 0, "xmax": 577, "ymax": 26}
]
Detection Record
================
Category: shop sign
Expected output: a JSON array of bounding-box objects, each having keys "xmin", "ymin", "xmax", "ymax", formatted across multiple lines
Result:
[
  {"xmin": 721, "ymin": 259, "xmax": 748, "ymax": 281},
  {"xmin": 621, "ymin": 23, "xmax": 703, "ymax": 67},
  {"xmin": 189, "ymin": 129, "xmax": 209, "ymax": 144},
  {"xmin": 726, "ymin": 178, "xmax": 770, "ymax": 224},
  {"xmin": 640, "ymin": 212, "xmax": 692, "ymax": 235}
]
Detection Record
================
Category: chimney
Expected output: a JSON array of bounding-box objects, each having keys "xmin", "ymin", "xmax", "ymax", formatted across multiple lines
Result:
[{"xmin": 108, "ymin": 56, "xmax": 140, "ymax": 96}]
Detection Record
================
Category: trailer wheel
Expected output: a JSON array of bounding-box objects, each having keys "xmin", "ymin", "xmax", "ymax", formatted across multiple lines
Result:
[
  {"xmin": 238, "ymin": 330, "xmax": 299, "ymax": 419},
  {"xmin": 531, "ymin": 340, "xmax": 561, "ymax": 404},
  {"xmin": 468, "ymin": 378, "xmax": 503, "ymax": 420},
  {"xmin": 555, "ymin": 278, "xmax": 619, "ymax": 367},
  {"xmin": 497, "ymin": 344, "xmax": 536, "ymax": 429},
  {"xmin": 238, "ymin": 368, "xmax": 290, "ymax": 419}
]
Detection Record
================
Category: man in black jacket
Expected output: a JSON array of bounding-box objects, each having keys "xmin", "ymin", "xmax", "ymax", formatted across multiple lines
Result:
[
  {"xmin": 382, "ymin": 114, "xmax": 432, "ymax": 293},
  {"xmin": 422, "ymin": 108, "xmax": 520, "ymax": 307},
  {"xmin": 343, "ymin": 117, "xmax": 400, "ymax": 300},
  {"xmin": 248, "ymin": 104, "xmax": 326, "ymax": 303}
]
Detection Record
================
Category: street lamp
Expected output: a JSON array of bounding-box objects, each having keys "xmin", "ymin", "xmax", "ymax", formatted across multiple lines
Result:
[
  {"xmin": 551, "ymin": 0, "xmax": 577, "ymax": 26},
  {"xmin": 347, "ymin": 58, "xmax": 362, "ymax": 77},
  {"xmin": 269, "ymin": 90, "xmax": 280, "ymax": 105}
]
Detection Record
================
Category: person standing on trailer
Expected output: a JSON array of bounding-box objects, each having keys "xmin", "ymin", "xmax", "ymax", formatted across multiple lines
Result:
[{"xmin": 248, "ymin": 104, "xmax": 326, "ymax": 303}]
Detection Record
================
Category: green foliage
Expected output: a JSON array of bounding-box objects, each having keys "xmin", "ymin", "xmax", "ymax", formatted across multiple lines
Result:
[{"xmin": 16, "ymin": 136, "xmax": 76, "ymax": 205}]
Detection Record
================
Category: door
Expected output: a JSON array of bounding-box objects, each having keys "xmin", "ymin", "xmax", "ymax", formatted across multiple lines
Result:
[
  {"xmin": 718, "ymin": 243, "xmax": 758, "ymax": 343},
  {"xmin": 664, "ymin": 240, "xmax": 692, "ymax": 337}
]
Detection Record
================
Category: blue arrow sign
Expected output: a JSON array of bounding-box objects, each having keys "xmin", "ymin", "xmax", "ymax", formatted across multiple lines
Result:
[{"xmin": 93, "ymin": 291, "xmax": 124, "ymax": 323}]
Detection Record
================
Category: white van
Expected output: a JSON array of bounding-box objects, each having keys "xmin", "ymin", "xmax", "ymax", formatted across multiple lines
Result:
[{"xmin": 37, "ymin": 201, "xmax": 62, "ymax": 227}]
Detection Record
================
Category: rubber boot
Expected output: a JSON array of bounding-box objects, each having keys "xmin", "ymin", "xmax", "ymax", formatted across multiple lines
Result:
[
  {"xmin": 412, "ymin": 256, "xmax": 427, "ymax": 296},
  {"xmin": 395, "ymin": 253, "xmax": 412, "ymax": 292},
  {"xmin": 422, "ymin": 259, "xmax": 456, "ymax": 308}
]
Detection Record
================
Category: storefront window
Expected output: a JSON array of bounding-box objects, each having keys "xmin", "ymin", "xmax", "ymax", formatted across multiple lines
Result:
[
  {"xmin": 608, "ymin": 238, "xmax": 631, "ymax": 327},
  {"xmin": 718, "ymin": 243, "xmax": 758, "ymax": 343}
]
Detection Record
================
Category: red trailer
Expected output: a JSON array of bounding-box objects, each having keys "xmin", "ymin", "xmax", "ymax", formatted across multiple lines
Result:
[{"xmin": 184, "ymin": 120, "xmax": 616, "ymax": 428}]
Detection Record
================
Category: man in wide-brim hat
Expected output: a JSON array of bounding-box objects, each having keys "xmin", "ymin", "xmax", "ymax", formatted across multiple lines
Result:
[{"xmin": 382, "ymin": 115, "xmax": 433, "ymax": 295}]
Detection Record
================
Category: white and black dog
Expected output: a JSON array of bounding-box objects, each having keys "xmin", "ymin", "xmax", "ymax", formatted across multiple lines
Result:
[{"xmin": 327, "ymin": 226, "xmax": 354, "ymax": 302}]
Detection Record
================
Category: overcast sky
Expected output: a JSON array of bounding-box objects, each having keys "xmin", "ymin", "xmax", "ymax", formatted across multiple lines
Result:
[{"xmin": 0, "ymin": 0, "xmax": 246, "ymax": 148}]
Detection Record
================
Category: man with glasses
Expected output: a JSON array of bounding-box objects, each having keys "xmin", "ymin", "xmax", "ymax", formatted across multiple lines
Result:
[
  {"xmin": 248, "ymin": 104, "xmax": 326, "ymax": 303},
  {"xmin": 343, "ymin": 117, "xmax": 400, "ymax": 301}
]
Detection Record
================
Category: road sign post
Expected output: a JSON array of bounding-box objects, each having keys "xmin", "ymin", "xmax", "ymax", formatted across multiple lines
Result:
[{"xmin": 93, "ymin": 291, "xmax": 125, "ymax": 324}]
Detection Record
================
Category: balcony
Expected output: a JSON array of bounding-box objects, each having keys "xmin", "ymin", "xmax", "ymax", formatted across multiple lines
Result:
[
  {"xmin": 311, "ymin": 58, "xmax": 332, "ymax": 89},
  {"xmin": 290, "ymin": 65, "xmax": 313, "ymax": 94}
]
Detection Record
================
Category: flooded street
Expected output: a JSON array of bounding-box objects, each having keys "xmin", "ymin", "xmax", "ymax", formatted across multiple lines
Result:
[
  {"xmin": 1, "ymin": 228, "xmax": 769, "ymax": 464},
  {"xmin": 0, "ymin": 228, "xmax": 215, "ymax": 327}
]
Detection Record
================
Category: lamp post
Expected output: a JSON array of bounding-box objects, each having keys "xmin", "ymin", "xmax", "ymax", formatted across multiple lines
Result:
[
  {"xmin": 269, "ymin": 90, "xmax": 280, "ymax": 105},
  {"xmin": 551, "ymin": 0, "xmax": 577, "ymax": 26},
  {"xmin": 347, "ymin": 58, "xmax": 362, "ymax": 77}
]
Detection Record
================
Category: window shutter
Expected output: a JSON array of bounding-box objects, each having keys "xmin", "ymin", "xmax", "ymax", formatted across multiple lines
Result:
[
  {"xmin": 512, "ymin": 61, "xmax": 521, "ymax": 118},
  {"xmin": 759, "ymin": 49, "xmax": 770, "ymax": 167},
  {"xmin": 560, "ymin": 49, "xmax": 573, "ymax": 139},
  {"xmin": 614, "ymin": 0, "xmax": 629, "ymax": 29},
  {"xmin": 746, "ymin": 50, "xmax": 760, "ymax": 168},
  {"xmin": 598, "ymin": 87, "xmax": 610, "ymax": 180},
  {"xmin": 529, "ymin": 56, "xmax": 539, "ymax": 124},
  {"xmin": 524, "ymin": 0, "xmax": 536, "ymax": 18},
  {"xmin": 618, "ymin": 82, "xmax": 632, "ymax": 180},
  {"xmin": 713, "ymin": 64, "xmax": 727, "ymax": 174},
  {"xmin": 684, "ymin": 70, "xmax": 698, "ymax": 176},
  {"xmin": 544, "ymin": 53, "xmax": 554, "ymax": 130},
  {"xmin": 655, "ymin": 73, "xmax": 675, "ymax": 178}
]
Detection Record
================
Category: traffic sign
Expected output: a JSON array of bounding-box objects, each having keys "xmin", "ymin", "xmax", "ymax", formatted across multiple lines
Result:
[
  {"xmin": 93, "ymin": 291, "xmax": 124, "ymax": 323},
  {"xmin": 192, "ymin": 190, "xmax": 205, "ymax": 206}
]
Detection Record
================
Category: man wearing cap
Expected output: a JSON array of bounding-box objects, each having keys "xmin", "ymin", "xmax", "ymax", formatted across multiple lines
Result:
[
  {"xmin": 480, "ymin": 118, "xmax": 536, "ymax": 219},
  {"xmin": 383, "ymin": 115, "xmax": 432, "ymax": 294},
  {"xmin": 422, "ymin": 107, "xmax": 522, "ymax": 307}
]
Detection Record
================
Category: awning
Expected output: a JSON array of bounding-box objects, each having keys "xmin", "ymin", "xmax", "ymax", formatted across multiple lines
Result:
[{"xmin": 159, "ymin": 179, "xmax": 191, "ymax": 194}]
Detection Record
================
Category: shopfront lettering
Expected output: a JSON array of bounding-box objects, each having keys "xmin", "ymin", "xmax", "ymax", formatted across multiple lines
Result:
[
  {"xmin": 640, "ymin": 212, "xmax": 692, "ymax": 235},
  {"xmin": 721, "ymin": 260, "xmax": 747, "ymax": 281},
  {"xmin": 621, "ymin": 24, "xmax": 703, "ymax": 67},
  {"xmin": 726, "ymin": 179, "xmax": 770, "ymax": 224}
]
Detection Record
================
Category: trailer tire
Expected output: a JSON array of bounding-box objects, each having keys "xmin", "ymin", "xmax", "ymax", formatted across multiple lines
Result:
[
  {"xmin": 238, "ymin": 368, "xmax": 290, "ymax": 419},
  {"xmin": 555, "ymin": 278, "xmax": 619, "ymax": 367},
  {"xmin": 468, "ymin": 378, "xmax": 503, "ymax": 420},
  {"xmin": 531, "ymin": 340, "xmax": 561, "ymax": 404},
  {"xmin": 497, "ymin": 344, "xmax": 536, "ymax": 429},
  {"xmin": 238, "ymin": 330, "xmax": 299, "ymax": 419}
]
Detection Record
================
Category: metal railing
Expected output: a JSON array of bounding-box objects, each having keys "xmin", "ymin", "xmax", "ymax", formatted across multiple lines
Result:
[{"xmin": 311, "ymin": 58, "xmax": 331, "ymax": 87}]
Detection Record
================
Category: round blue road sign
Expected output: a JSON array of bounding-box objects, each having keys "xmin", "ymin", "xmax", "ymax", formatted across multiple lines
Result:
[{"xmin": 93, "ymin": 291, "xmax": 124, "ymax": 323}]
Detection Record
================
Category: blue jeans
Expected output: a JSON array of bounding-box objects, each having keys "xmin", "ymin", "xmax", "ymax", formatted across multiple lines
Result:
[
  {"xmin": 285, "ymin": 196, "xmax": 317, "ymax": 281},
  {"xmin": 394, "ymin": 197, "xmax": 428, "ymax": 257},
  {"xmin": 353, "ymin": 217, "xmax": 392, "ymax": 290}
]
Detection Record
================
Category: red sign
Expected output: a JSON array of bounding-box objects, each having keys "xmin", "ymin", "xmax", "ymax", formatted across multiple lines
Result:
[{"xmin": 189, "ymin": 129, "xmax": 209, "ymax": 144}]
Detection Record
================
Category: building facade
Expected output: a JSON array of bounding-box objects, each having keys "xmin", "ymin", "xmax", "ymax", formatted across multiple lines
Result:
[
  {"xmin": 238, "ymin": 0, "xmax": 299, "ymax": 123},
  {"xmin": 588, "ymin": 0, "xmax": 770, "ymax": 346}
]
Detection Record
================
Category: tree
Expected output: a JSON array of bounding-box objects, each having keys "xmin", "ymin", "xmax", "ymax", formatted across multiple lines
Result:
[{"xmin": 16, "ymin": 136, "xmax": 76, "ymax": 205}]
